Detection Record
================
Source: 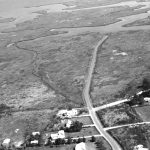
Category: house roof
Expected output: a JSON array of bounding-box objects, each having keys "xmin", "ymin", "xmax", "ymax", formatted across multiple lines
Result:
[
  {"xmin": 31, "ymin": 140, "xmax": 39, "ymax": 144},
  {"xmin": 13, "ymin": 140, "xmax": 24, "ymax": 148},
  {"xmin": 58, "ymin": 130, "xmax": 65, "ymax": 138},
  {"xmin": 144, "ymin": 97, "xmax": 150, "ymax": 101},
  {"xmin": 32, "ymin": 132, "xmax": 40, "ymax": 136},
  {"xmin": 51, "ymin": 133, "xmax": 58, "ymax": 140},
  {"xmin": 2, "ymin": 139, "xmax": 11, "ymax": 145},
  {"xmin": 51, "ymin": 130, "xmax": 65, "ymax": 140},
  {"xmin": 75, "ymin": 142, "xmax": 86, "ymax": 150},
  {"xmin": 134, "ymin": 145, "xmax": 148, "ymax": 150}
]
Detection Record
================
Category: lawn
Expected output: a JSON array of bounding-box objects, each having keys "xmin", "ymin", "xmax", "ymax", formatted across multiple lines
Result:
[
  {"xmin": 96, "ymin": 104, "xmax": 141, "ymax": 127},
  {"xmin": 71, "ymin": 116, "xmax": 93, "ymax": 125},
  {"xmin": 135, "ymin": 105, "xmax": 150, "ymax": 122},
  {"xmin": 91, "ymin": 30, "xmax": 150, "ymax": 107}
]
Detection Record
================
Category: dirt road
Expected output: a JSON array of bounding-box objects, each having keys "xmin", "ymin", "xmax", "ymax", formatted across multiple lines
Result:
[{"xmin": 82, "ymin": 35, "xmax": 122, "ymax": 150}]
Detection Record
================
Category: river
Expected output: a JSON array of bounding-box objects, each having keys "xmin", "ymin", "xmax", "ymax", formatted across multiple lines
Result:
[{"xmin": 0, "ymin": 0, "xmax": 150, "ymax": 33}]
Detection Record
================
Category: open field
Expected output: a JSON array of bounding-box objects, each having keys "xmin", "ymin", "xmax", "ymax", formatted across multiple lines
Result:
[
  {"xmin": 0, "ymin": 32, "xmax": 104, "ymax": 111},
  {"xmin": 96, "ymin": 104, "xmax": 141, "ymax": 127},
  {"xmin": 91, "ymin": 30, "xmax": 150, "ymax": 107},
  {"xmin": 135, "ymin": 105, "xmax": 150, "ymax": 121},
  {"xmin": 0, "ymin": 110, "xmax": 60, "ymax": 141},
  {"xmin": 108, "ymin": 124, "xmax": 150, "ymax": 150}
]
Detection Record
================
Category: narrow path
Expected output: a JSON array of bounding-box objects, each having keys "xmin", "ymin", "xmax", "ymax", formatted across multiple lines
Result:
[
  {"xmin": 82, "ymin": 35, "xmax": 122, "ymax": 150},
  {"xmin": 94, "ymin": 99, "xmax": 129, "ymax": 111},
  {"xmin": 104, "ymin": 122, "xmax": 150, "ymax": 131}
]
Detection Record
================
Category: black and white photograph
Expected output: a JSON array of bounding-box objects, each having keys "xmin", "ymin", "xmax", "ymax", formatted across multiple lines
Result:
[{"xmin": 0, "ymin": 0, "xmax": 150, "ymax": 150}]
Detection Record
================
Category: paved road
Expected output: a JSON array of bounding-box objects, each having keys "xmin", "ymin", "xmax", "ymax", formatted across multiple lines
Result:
[{"xmin": 82, "ymin": 35, "xmax": 122, "ymax": 150}]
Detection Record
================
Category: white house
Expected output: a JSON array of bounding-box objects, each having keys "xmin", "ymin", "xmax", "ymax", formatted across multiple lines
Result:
[
  {"xmin": 2, "ymin": 139, "xmax": 11, "ymax": 148},
  {"xmin": 75, "ymin": 142, "xmax": 86, "ymax": 150},
  {"xmin": 13, "ymin": 140, "xmax": 24, "ymax": 148},
  {"xmin": 134, "ymin": 145, "xmax": 148, "ymax": 150},
  {"xmin": 61, "ymin": 119, "xmax": 73, "ymax": 128},
  {"xmin": 144, "ymin": 97, "xmax": 150, "ymax": 102},
  {"xmin": 66, "ymin": 120, "xmax": 73, "ymax": 128},
  {"xmin": 30, "ymin": 140, "xmax": 39, "ymax": 145},
  {"xmin": 58, "ymin": 130, "xmax": 65, "ymax": 139},
  {"xmin": 32, "ymin": 132, "xmax": 40, "ymax": 136},
  {"xmin": 57, "ymin": 109, "xmax": 78, "ymax": 118},
  {"xmin": 51, "ymin": 130, "xmax": 65, "ymax": 141},
  {"xmin": 51, "ymin": 133, "xmax": 59, "ymax": 141}
]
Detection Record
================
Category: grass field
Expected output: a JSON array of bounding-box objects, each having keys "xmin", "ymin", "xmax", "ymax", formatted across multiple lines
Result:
[
  {"xmin": 91, "ymin": 30, "xmax": 150, "ymax": 107},
  {"xmin": 0, "ymin": 32, "xmax": 104, "ymax": 111},
  {"xmin": 135, "ymin": 105, "xmax": 150, "ymax": 122},
  {"xmin": 96, "ymin": 104, "xmax": 141, "ymax": 127},
  {"xmin": 0, "ymin": 110, "xmax": 60, "ymax": 141}
]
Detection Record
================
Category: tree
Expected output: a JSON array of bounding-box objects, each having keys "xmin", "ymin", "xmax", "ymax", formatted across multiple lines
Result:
[
  {"xmin": 65, "ymin": 121, "xmax": 83, "ymax": 132},
  {"xmin": 142, "ymin": 78, "xmax": 150, "ymax": 90},
  {"xmin": 66, "ymin": 137, "xmax": 72, "ymax": 144},
  {"xmin": 77, "ymin": 138, "xmax": 82, "ymax": 143},
  {"xmin": 91, "ymin": 136, "xmax": 96, "ymax": 142},
  {"xmin": 82, "ymin": 136, "xmax": 86, "ymax": 142},
  {"xmin": 55, "ymin": 138, "xmax": 62, "ymax": 145},
  {"xmin": 73, "ymin": 139, "xmax": 77, "ymax": 143}
]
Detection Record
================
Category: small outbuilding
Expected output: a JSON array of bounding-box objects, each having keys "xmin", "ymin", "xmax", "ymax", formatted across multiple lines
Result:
[
  {"xmin": 13, "ymin": 140, "xmax": 25, "ymax": 149},
  {"xmin": 32, "ymin": 132, "xmax": 40, "ymax": 136},
  {"xmin": 144, "ymin": 97, "xmax": 150, "ymax": 102},
  {"xmin": 2, "ymin": 138, "xmax": 11, "ymax": 148},
  {"xmin": 30, "ymin": 140, "xmax": 39, "ymax": 146},
  {"xmin": 75, "ymin": 142, "xmax": 86, "ymax": 150}
]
